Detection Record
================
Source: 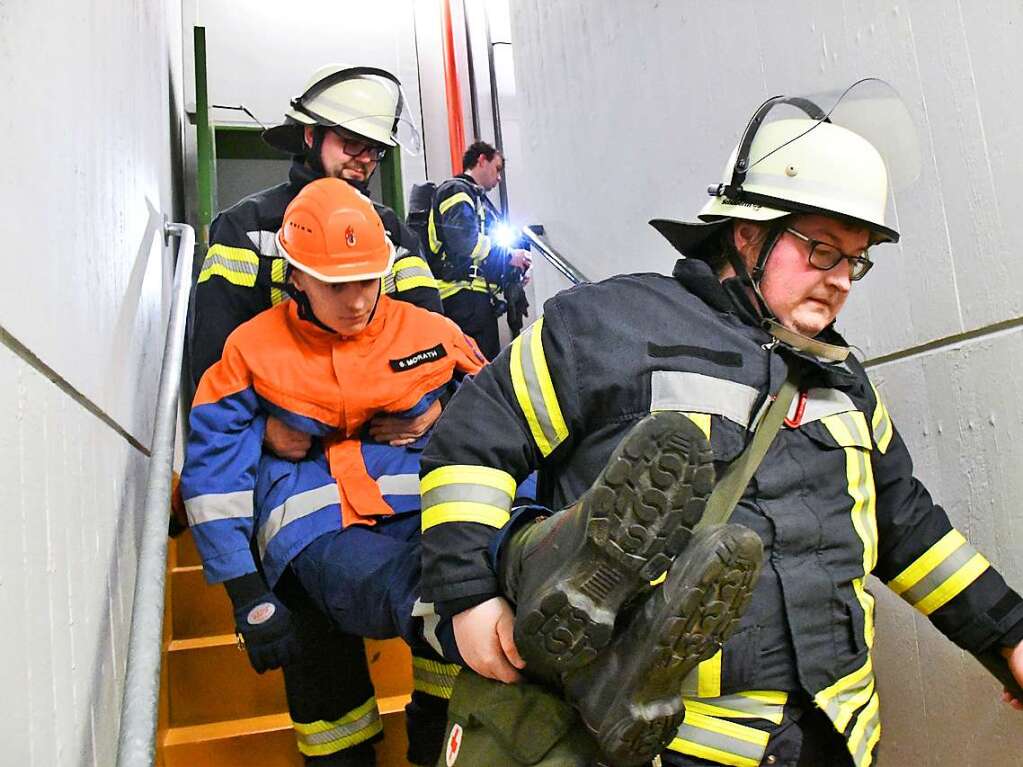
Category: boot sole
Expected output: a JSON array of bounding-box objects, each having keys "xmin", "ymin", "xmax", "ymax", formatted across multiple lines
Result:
[
  {"xmin": 595, "ymin": 525, "xmax": 764, "ymax": 767},
  {"xmin": 515, "ymin": 411, "xmax": 715, "ymax": 677}
]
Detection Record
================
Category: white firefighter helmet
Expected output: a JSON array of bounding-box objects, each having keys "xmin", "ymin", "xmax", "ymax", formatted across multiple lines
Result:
[
  {"xmin": 262, "ymin": 65, "xmax": 421, "ymax": 155},
  {"xmin": 651, "ymin": 78, "xmax": 919, "ymax": 256}
]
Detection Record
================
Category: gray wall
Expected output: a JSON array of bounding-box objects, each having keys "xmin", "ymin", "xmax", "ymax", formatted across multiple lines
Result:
[
  {"xmin": 0, "ymin": 0, "xmax": 185, "ymax": 763},
  {"xmin": 508, "ymin": 1, "xmax": 1023, "ymax": 763}
]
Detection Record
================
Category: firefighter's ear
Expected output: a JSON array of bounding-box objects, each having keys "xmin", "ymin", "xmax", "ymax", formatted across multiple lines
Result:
[
  {"xmin": 732, "ymin": 221, "xmax": 768, "ymax": 267},
  {"xmin": 304, "ymin": 126, "xmax": 315, "ymax": 149}
]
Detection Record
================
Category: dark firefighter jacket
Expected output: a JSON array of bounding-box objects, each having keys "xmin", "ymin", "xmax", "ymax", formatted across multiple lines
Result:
[
  {"xmin": 420, "ymin": 258, "xmax": 1023, "ymax": 767},
  {"xmin": 188, "ymin": 161, "xmax": 442, "ymax": 386},
  {"xmin": 427, "ymin": 173, "xmax": 509, "ymax": 300}
]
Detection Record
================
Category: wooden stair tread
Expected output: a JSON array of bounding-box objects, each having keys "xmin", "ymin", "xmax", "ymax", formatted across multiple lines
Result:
[{"xmin": 164, "ymin": 694, "xmax": 411, "ymax": 745}]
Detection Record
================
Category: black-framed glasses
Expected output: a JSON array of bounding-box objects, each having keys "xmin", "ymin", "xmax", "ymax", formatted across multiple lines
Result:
[
  {"xmin": 784, "ymin": 227, "xmax": 874, "ymax": 281},
  {"xmin": 328, "ymin": 127, "xmax": 388, "ymax": 161}
]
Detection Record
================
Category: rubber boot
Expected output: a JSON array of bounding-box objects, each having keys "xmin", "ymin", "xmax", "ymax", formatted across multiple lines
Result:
[
  {"xmin": 499, "ymin": 411, "xmax": 716, "ymax": 681},
  {"xmin": 565, "ymin": 523, "xmax": 764, "ymax": 767}
]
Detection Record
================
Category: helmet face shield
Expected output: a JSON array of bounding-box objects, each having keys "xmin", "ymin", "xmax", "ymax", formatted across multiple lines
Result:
[
  {"xmin": 704, "ymin": 78, "xmax": 920, "ymax": 243},
  {"xmin": 746, "ymin": 78, "xmax": 920, "ymax": 192}
]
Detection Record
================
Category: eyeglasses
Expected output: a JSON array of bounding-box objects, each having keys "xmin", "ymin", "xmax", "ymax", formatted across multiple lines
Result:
[
  {"xmin": 329, "ymin": 128, "xmax": 388, "ymax": 161},
  {"xmin": 784, "ymin": 227, "xmax": 874, "ymax": 281}
]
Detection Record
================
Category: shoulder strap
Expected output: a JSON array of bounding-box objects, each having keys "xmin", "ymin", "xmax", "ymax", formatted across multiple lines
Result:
[{"xmin": 697, "ymin": 372, "xmax": 800, "ymax": 530}]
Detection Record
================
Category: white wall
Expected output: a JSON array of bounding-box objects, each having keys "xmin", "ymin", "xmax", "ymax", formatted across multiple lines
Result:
[
  {"xmin": 189, "ymin": 0, "xmax": 428, "ymax": 198},
  {"xmin": 508, "ymin": 1, "xmax": 1023, "ymax": 763},
  {"xmin": 0, "ymin": 0, "xmax": 184, "ymax": 763}
]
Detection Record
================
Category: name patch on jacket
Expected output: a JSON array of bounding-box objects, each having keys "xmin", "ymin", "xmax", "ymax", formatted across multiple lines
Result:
[{"xmin": 391, "ymin": 344, "xmax": 447, "ymax": 372}]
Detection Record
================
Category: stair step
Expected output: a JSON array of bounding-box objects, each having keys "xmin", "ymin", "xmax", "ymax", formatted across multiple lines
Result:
[
  {"xmin": 166, "ymin": 634, "xmax": 416, "ymax": 726},
  {"xmin": 171, "ymin": 565, "xmax": 234, "ymax": 638},
  {"xmin": 176, "ymin": 531, "xmax": 202, "ymax": 567},
  {"xmin": 162, "ymin": 698, "xmax": 411, "ymax": 767},
  {"xmin": 166, "ymin": 634, "xmax": 288, "ymax": 727}
]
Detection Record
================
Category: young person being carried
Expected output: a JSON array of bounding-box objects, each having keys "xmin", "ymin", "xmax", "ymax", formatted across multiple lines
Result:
[{"xmin": 180, "ymin": 178, "xmax": 486, "ymax": 766}]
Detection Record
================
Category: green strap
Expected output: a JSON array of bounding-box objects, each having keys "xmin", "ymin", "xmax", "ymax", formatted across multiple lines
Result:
[{"xmin": 697, "ymin": 374, "xmax": 800, "ymax": 530}]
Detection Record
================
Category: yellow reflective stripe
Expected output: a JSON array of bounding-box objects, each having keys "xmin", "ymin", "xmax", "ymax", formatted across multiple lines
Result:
[
  {"xmin": 420, "ymin": 465, "xmax": 516, "ymax": 531},
  {"xmin": 815, "ymin": 658, "xmax": 875, "ymax": 734},
  {"xmin": 698, "ymin": 650, "xmax": 722, "ymax": 698},
  {"xmin": 823, "ymin": 412, "xmax": 878, "ymax": 648},
  {"xmin": 888, "ymin": 528, "xmax": 990, "ymax": 614},
  {"xmin": 438, "ymin": 276, "xmax": 489, "ymax": 298},
  {"xmin": 848, "ymin": 691, "xmax": 881, "ymax": 767},
  {"xmin": 198, "ymin": 243, "xmax": 260, "ymax": 287},
  {"xmin": 869, "ymin": 383, "xmax": 894, "ymax": 453},
  {"xmin": 270, "ymin": 257, "xmax": 287, "ymax": 305},
  {"xmin": 684, "ymin": 691, "xmax": 788, "ymax": 725},
  {"xmin": 293, "ymin": 697, "xmax": 382, "ymax": 756},
  {"xmin": 510, "ymin": 317, "xmax": 569, "ymax": 457},
  {"xmin": 438, "ymin": 191, "xmax": 474, "ymax": 214},
  {"xmin": 421, "ymin": 503, "xmax": 509, "ymax": 530},
  {"xmin": 469, "ymin": 233, "xmax": 491, "ymax": 263},
  {"xmin": 427, "ymin": 208, "xmax": 441, "ymax": 254},
  {"xmin": 421, "ymin": 465, "xmax": 517, "ymax": 496},
  {"xmin": 668, "ymin": 710, "xmax": 769, "ymax": 767},
  {"xmin": 683, "ymin": 412, "xmax": 712, "ymax": 440},
  {"xmin": 391, "ymin": 255, "xmax": 438, "ymax": 292},
  {"xmin": 412, "ymin": 656, "xmax": 461, "ymax": 699},
  {"xmin": 914, "ymin": 552, "xmax": 989, "ymax": 615}
]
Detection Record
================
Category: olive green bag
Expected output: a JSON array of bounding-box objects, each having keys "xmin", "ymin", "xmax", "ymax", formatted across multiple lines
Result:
[{"xmin": 436, "ymin": 670, "xmax": 599, "ymax": 766}]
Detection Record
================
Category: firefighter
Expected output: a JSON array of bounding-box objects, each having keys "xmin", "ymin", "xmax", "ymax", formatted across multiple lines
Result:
[
  {"xmin": 427, "ymin": 141, "xmax": 532, "ymax": 359},
  {"xmin": 183, "ymin": 179, "xmax": 476, "ymax": 766},
  {"xmin": 185, "ymin": 65, "xmax": 446, "ymax": 765},
  {"xmin": 419, "ymin": 80, "xmax": 1023, "ymax": 766}
]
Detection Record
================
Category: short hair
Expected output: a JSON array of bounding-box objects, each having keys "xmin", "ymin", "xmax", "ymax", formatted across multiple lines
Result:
[{"xmin": 462, "ymin": 141, "xmax": 500, "ymax": 172}]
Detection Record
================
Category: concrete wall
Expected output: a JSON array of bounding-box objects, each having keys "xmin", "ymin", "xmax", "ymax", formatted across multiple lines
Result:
[
  {"xmin": 508, "ymin": 1, "xmax": 1023, "ymax": 763},
  {"xmin": 0, "ymin": 0, "xmax": 185, "ymax": 763}
]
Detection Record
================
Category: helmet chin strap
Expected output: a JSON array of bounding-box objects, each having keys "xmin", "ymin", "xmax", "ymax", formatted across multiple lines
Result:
[
  {"xmin": 726, "ymin": 221, "xmax": 850, "ymax": 362},
  {"xmin": 276, "ymin": 274, "xmax": 383, "ymax": 337}
]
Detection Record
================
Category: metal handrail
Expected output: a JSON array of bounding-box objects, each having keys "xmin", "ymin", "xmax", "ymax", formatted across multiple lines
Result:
[
  {"xmin": 116, "ymin": 222, "xmax": 195, "ymax": 767},
  {"xmin": 522, "ymin": 224, "xmax": 588, "ymax": 285}
]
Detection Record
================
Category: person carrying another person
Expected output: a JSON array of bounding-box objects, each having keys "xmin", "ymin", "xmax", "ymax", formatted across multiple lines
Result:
[
  {"xmin": 185, "ymin": 64, "xmax": 446, "ymax": 765},
  {"xmin": 182, "ymin": 179, "xmax": 480, "ymax": 766},
  {"xmin": 426, "ymin": 140, "xmax": 532, "ymax": 359},
  {"xmin": 184, "ymin": 178, "xmax": 757, "ymax": 767},
  {"xmin": 417, "ymin": 79, "xmax": 1023, "ymax": 766}
]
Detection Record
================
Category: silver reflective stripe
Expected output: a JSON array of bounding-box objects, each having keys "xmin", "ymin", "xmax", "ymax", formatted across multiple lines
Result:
[
  {"xmin": 819, "ymin": 665, "xmax": 875, "ymax": 733},
  {"xmin": 650, "ymin": 371, "xmax": 759, "ymax": 428},
  {"xmin": 421, "ymin": 482, "xmax": 512, "ymax": 511},
  {"xmin": 674, "ymin": 716, "xmax": 767, "ymax": 763},
  {"xmin": 800, "ymin": 388, "xmax": 856, "ymax": 425},
  {"xmin": 202, "ymin": 248, "xmax": 259, "ymax": 276},
  {"xmin": 394, "ymin": 264, "xmax": 433, "ymax": 281},
  {"xmin": 849, "ymin": 692, "xmax": 881, "ymax": 767},
  {"xmin": 258, "ymin": 483, "xmax": 340, "ymax": 558},
  {"xmin": 687, "ymin": 694, "xmax": 787, "ymax": 724},
  {"xmin": 185, "ymin": 490, "xmax": 252, "ymax": 526},
  {"xmin": 899, "ymin": 540, "xmax": 980, "ymax": 606},
  {"xmin": 377, "ymin": 473, "xmax": 420, "ymax": 496},
  {"xmin": 247, "ymin": 229, "xmax": 279, "ymax": 258},
  {"xmin": 412, "ymin": 599, "xmax": 444, "ymax": 656},
  {"xmin": 382, "ymin": 270, "xmax": 397, "ymax": 294},
  {"xmin": 296, "ymin": 708, "xmax": 382, "ymax": 747}
]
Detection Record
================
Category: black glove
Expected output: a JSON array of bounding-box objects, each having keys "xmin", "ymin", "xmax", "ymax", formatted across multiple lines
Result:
[{"xmin": 224, "ymin": 572, "xmax": 301, "ymax": 673}]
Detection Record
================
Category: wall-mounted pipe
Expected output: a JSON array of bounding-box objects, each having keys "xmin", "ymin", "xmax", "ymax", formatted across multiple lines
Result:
[{"xmin": 441, "ymin": 0, "xmax": 466, "ymax": 174}]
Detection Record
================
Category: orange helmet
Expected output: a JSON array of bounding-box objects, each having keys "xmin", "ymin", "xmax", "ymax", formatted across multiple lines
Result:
[{"xmin": 276, "ymin": 177, "xmax": 395, "ymax": 282}]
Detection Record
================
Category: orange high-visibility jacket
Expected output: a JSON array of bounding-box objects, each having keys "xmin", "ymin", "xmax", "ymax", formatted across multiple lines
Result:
[{"xmin": 181, "ymin": 295, "xmax": 485, "ymax": 583}]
